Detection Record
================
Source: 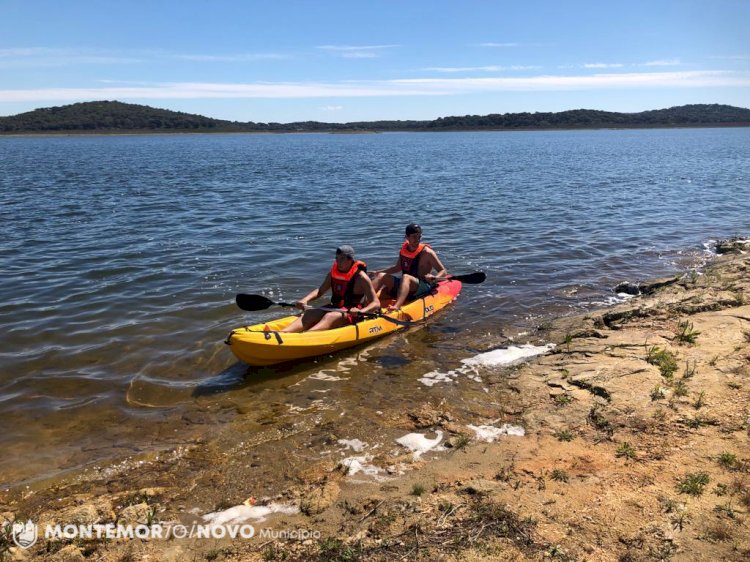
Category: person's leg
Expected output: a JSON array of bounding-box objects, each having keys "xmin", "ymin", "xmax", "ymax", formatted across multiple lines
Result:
[
  {"xmin": 390, "ymin": 274, "xmax": 418, "ymax": 309},
  {"xmin": 307, "ymin": 310, "xmax": 350, "ymax": 331},
  {"xmin": 371, "ymin": 272, "xmax": 396, "ymax": 297},
  {"xmin": 412, "ymin": 280, "xmax": 435, "ymax": 299},
  {"xmin": 281, "ymin": 309, "xmax": 326, "ymax": 332}
]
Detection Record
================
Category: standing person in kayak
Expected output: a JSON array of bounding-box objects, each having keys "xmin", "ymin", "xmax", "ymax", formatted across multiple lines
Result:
[
  {"xmin": 370, "ymin": 223, "xmax": 448, "ymax": 310},
  {"xmin": 281, "ymin": 245, "xmax": 380, "ymax": 332}
]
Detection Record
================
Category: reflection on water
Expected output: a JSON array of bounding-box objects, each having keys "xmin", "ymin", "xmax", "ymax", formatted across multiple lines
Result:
[{"xmin": 0, "ymin": 128, "xmax": 748, "ymax": 487}]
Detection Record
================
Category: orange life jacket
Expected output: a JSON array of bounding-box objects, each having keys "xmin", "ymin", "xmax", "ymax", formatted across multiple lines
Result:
[
  {"xmin": 399, "ymin": 242, "xmax": 430, "ymax": 278},
  {"xmin": 330, "ymin": 260, "xmax": 367, "ymax": 308}
]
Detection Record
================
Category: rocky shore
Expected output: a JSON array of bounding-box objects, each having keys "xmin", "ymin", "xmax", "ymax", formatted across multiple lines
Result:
[{"xmin": 2, "ymin": 238, "xmax": 749, "ymax": 562}]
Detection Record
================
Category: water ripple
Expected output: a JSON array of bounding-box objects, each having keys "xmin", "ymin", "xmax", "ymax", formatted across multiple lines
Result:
[{"xmin": 1, "ymin": 128, "xmax": 748, "ymax": 485}]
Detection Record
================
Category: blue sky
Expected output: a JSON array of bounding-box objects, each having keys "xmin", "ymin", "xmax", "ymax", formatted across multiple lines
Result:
[{"xmin": 1, "ymin": 0, "xmax": 749, "ymax": 122}]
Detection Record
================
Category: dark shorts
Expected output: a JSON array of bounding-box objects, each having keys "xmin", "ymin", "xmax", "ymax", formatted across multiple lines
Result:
[{"xmin": 390, "ymin": 276, "xmax": 434, "ymax": 299}]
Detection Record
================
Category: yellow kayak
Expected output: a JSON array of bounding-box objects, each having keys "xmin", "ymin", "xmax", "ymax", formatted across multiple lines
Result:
[{"xmin": 226, "ymin": 279, "xmax": 462, "ymax": 366}]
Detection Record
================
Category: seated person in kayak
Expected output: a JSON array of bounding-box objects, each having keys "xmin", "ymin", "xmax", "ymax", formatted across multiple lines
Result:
[
  {"xmin": 370, "ymin": 223, "xmax": 448, "ymax": 310},
  {"xmin": 281, "ymin": 245, "xmax": 380, "ymax": 332}
]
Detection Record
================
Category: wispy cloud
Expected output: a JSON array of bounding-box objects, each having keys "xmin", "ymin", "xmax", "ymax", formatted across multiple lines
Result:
[
  {"xmin": 567, "ymin": 60, "xmax": 682, "ymax": 70},
  {"xmin": 640, "ymin": 58, "xmax": 681, "ymax": 67},
  {"xmin": 320, "ymin": 105, "xmax": 343, "ymax": 111},
  {"xmin": 710, "ymin": 54, "xmax": 750, "ymax": 61},
  {"xmin": 317, "ymin": 44, "xmax": 399, "ymax": 58},
  {"xmin": 0, "ymin": 47, "xmax": 142, "ymax": 68},
  {"xmin": 1, "ymin": 71, "xmax": 746, "ymax": 103},
  {"xmin": 391, "ymin": 71, "xmax": 749, "ymax": 92},
  {"xmin": 477, "ymin": 42, "xmax": 519, "ymax": 48},
  {"xmin": 422, "ymin": 65, "xmax": 541, "ymax": 72},
  {"xmin": 0, "ymin": 47, "xmax": 57, "ymax": 57},
  {"xmin": 583, "ymin": 63, "xmax": 625, "ymax": 69},
  {"xmin": 172, "ymin": 53, "xmax": 289, "ymax": 62},
  {"xmin": 0, "ymin": 47, "xmax": 290, "ymax": 67}
]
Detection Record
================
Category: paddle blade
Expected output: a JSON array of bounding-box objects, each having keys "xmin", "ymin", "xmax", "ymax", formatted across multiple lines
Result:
[
  {"xmin": 450, "ymin": 272, "xmax": 486, "ymax": 284},
  {"xmin": 235, "ymin": 294, "xmax": 276, "ymax": 311}
]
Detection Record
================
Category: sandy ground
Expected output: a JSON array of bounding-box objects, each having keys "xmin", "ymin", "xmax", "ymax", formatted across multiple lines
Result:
[{"xmin": 1, "ymin": 238, "xmax": 748, "ymax": 562}]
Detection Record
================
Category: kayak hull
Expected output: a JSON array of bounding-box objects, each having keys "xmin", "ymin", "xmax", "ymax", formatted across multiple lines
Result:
[{"xmin": 227, "ymin": 280, "xmax": 461, "ymax": 366}]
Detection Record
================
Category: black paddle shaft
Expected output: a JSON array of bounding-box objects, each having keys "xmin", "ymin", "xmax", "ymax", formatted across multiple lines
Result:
[
  {"xmin": 437, "ymin": 272, "xmax": 486, "ymax": 284},
  {"xmin": 234, "ymin": 293, "xmax": 414, "ymax": 326},
  {"xmin": 235, "ymin": 294, "xmax": 296, "ymax": 311}
]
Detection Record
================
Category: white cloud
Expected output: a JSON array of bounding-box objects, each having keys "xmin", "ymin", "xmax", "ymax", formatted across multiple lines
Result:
[
  {"xmin": 391, "ymin": 71, "xmax": 750, "ymax": 92},
  {"xmin": 0, "ymin": 71, "xmax": 747, "ymax": 103},
  {"xmin": 583, "ymin": 63, "xmax": 625, "ymax": 69},
  {"xmin": 317, "ymin": 44, "xmax": 398, "ymax": 58},
  {"xmin": 641, "ymin": 59, "xmax": 681, "ymax": 67},
  {"xmin": 0, "ymin": 47, "xmax": 142, "ymax": 68},
  {"xmin": 0, "ymin": 47, "xmax": 290, "ymax": 68},
  {"xmin": 320, "ymin": 105, "xmax": 343, "ymax": 111},
  {"xmin": 340, "ymin": 52, "xmax": 379, "ymax": 59},
  {"xmin": 478, "ymin": 42, "xmax": 519, "ymax": 48},
  {"xmin": 0, "ymin": 47, "xmax": 59, "ymax": 57},
  {"xmin": 173, "ymin": 53, "xmax": 289, "ymax": 62},
  {"xmin": 422, "ymin": 65, "xmax": 541, "ymax": 72},
  {"xmin": 317, "ymin": 45, "xmax": 399, "ymax": 51},
  {"xmin": 710, "ymin": 54, "xmax": 750, "ymax": 61}
]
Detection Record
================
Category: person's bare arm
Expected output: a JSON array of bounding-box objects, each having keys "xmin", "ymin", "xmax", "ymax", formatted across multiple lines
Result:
[
  {"xmin": 296, "ymin": 274, "xmax": 331, "ymax": 309},
  {"xmin": 353, "ymin": 272, "xmax": 381, "ymax": 314},
  {"xmin": 423, "ymin": 248, "xmax": 448, "ymax": 282}
]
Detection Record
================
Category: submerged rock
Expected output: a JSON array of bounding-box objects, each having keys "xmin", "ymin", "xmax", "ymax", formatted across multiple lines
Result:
[
  {"xmin": 614, "ymin": 281, "xmax": 640, "ymax": 295},
  {"xmin": 639, "ymin": 276, "xmax": 681, "ymax": 295},
  {"xmin": 716, "ymin": 237, "xmax": 750, "ymax": 254}
]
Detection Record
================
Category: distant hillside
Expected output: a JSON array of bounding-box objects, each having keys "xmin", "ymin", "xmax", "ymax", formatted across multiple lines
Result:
[
  {"xmin": 1, "ymin": 101, "xmax": 749, "ymax": 133},
  {"xmin": 0, "ymin": 101, "xmax": 240, "ymax": 132}
]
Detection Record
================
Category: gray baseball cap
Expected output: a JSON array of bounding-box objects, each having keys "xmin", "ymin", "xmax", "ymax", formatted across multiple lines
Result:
[{"xmin": 336, "ymin": 245, "xmax": 355, "ymax": 259}]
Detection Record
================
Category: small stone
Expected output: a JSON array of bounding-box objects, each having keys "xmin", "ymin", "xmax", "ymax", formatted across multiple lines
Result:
[
  {"xmin": 64, "ymin": 504, "xmax": 99, "ymax": 526},
  {"xmin": 118, "ymin": 502, "xmax": 151, "ymax": 526},
  {"xmin": 547, "ymin": 378, "xmax": 574, "ymax": 391},
  {"xmin": 462, "ymin": 479, "xmax": 499, "ymax": 495},
  {"xmin": 8, "ymin": 546, "xmax": 31, "ymax": 561},
  {"xmin": 441, "ymin": 421, "xmax": 466, "ymax": 434},
  {"xmin": 297, "ymin": 459, "xmax": 338, "ymax": 484},
  {"xmin": 160, "ymin": 545, "xmax": 185, "ymax": 562},
  {"xmin": 138, "ymin": 487, "xmax": 167, "ymax": 498},
  {"xmin": 52, "ymin": 545, "xmax": 85, "ymax": 562},
  {"xmin": 409, "ymin": 404, "xmax": 442, "ymax": 428},
  {"xmin": 300, "ymin": 481, "xmax": 340, "ymax": 515}
]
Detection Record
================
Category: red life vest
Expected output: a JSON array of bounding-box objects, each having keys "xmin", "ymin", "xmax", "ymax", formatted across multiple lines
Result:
[
  {"xmin": 399, "ymin": 242, "xmax": 430, "ymax": 277},
  {"xmin": 330, "ymin": 260, "xmax": 367, "ymax": 308}
]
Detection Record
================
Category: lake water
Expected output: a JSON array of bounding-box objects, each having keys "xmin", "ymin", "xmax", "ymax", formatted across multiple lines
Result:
[{"xmin": 1, "ymin": 128, "xmax": 748, "ymax": 488}]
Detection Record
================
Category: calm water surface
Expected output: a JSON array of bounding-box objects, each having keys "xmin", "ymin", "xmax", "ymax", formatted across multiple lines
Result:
[{"xmin": 1, "ymin": 128, "xmax": 748, "ymax": 487}]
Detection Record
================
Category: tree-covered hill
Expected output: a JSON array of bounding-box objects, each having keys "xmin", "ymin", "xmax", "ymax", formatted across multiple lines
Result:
[
  {"xmin": 1, "ymin": 100, "xmax": 749, "ymax": 133},
  {"xmin": 0, "ymin": 101, "xmax": 242, "ymax": 132}
]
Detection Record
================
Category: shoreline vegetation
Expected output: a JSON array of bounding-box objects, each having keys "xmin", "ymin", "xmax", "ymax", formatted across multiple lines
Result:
[
  {"xmin": 1, "ymin": 101, "xmax": 750, "ymax": 135},
  {"xmin": 1, "ymin": 237, "xmax": 749, "ymax": 561}
]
